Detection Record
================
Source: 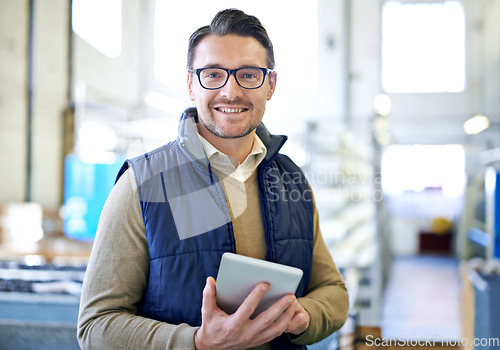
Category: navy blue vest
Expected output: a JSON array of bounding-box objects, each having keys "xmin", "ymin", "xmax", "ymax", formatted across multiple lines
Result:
[{"xmin": 116, "ymin": 109, "xmax": 314, "ymax": 349}]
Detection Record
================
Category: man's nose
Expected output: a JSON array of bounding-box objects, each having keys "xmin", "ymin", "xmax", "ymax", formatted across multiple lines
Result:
[{"xmin": 220, "ymin": 73, "xmax": 243, "ymax": 98}]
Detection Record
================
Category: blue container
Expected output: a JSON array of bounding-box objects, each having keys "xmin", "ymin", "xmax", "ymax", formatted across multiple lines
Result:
[
  {"xmin": 485, "ymin": 168, "xmax": 500, "ymax": 259},
  {"xmin": 473, "ymin": 272, "xmax": 500, "ymax": 350},
  {"xmin": 63, "ymin": 154, "xmax": 123, "ymax": 241}
]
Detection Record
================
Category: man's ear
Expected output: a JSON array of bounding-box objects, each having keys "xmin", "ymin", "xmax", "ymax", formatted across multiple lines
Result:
[
  {"xmin": 187, "ymin": 71, "xmax": 195, "ymax": 101},
  {"xmin": 266, "ymin": 71, "xmax": 277, "ymax": 101}
]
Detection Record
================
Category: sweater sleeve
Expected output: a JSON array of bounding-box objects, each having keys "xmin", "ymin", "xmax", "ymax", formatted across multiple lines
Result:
[
  {"xmin": 291, "ymin": 194, "xmax": 350, "ymax": 345},
  {"xmin": 77, "ymin": 167, "xmax": 198, "ymax": 350}
]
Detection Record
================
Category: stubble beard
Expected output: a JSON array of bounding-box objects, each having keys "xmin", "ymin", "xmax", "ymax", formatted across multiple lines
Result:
[
  {"xmin": 199, "ymin": 116, "xmax": 258, "ymax": 139},
  {"xmin": 200, "ymin": 100, "xmax": 261, "ymax": 139}
]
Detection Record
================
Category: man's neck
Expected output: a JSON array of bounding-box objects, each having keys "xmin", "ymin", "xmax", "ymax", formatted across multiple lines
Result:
[{"xmin": 197, "ymin": 127, "xmax": 255, "ymax": 168}]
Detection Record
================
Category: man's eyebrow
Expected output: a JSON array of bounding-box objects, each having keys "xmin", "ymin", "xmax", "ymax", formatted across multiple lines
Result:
[
  {"xmin": 200, "ymin": 63, "xmax": 224, "ymax": 69},
  {"xmin": 198, "ymin": 64, "xmax": 261, "ymax": 69}
]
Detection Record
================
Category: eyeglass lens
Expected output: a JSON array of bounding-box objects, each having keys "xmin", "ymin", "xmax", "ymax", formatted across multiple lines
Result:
[{"xmin": 199, "ymin": 68, "xmax": 265, "ymax": 89}]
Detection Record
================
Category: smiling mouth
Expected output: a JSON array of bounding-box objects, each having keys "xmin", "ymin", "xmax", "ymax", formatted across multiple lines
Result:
[{"xmin": 215, "ymin": 107, "xmax": 248, "ymax": 114}]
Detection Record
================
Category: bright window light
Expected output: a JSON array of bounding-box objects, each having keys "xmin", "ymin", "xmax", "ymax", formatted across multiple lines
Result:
[
  {"xmin": 382, "ymin": 144, "xmax": 466, "ymax": 197},
  {"xmin": 381, "ymin": 1, "xmax": 466, "ymax": 93},
  {"xmin": 153, "ymin": 0, "xmax": 318, "ymax": 94},
  {"xmin": 72, "ymin": 0, "xmax": 122, "ymax": 58}
]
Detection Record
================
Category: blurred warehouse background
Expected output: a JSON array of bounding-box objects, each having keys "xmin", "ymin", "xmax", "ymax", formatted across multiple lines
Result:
[{"xmin": 0, "ymin": 0, "xmax": 499, "ymax": 349}]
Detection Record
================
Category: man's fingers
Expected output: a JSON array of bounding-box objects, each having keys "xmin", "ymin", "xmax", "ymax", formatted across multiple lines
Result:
[
  {"xmin": 255, "ymin": 293, "xmax": 296, "ymax": 324},
  {"xmin": 252, "ymin": 299, "xmax": 297, "ymax": 344},
  {"xmin": 233, "ymin": 282, "xmax": 270, "ymax": 320},
  {"xmin": 198, "ymin": 281, "xmax": 303, "ymax": 349},
  {"xmin": 285, "ymin": 302, "xmax": 310, "ymax": 334},
  {"xmin": 246, "ymin": 294, "xmax": 296, "ymax": 341},
  {"xmin": 201, "ymin": 277, "xmax": 217, "ymax": 315}
]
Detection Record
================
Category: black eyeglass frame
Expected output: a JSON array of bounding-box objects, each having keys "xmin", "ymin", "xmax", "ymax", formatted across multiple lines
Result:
[{"xmin": 189, "ymin": 67, "xmax": 274, "ymax": 90}]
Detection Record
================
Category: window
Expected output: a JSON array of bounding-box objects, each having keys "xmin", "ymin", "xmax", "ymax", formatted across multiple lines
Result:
[
  {"xmin": 382, "ymin": 144, "xmax": 465, "ymax": 197},
  {"xmin": 381, "ymin": 1, "xmax": 466, "ymax": 93},
  {"xmin": 72, "ymin": 0, "xmax": 122, "ymax": 58},
  {"xmin": 381, "ymin": 144, "xmax": 466, "ymax": 217}
]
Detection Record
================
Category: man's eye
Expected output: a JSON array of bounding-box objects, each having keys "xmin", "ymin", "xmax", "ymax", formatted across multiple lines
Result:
[
  {"xmin": 240, "ymin": 72, "xmax": 258, "ymax": 80},
  {"xmin": 205, "ymin": 72, "xmax": 221, "ymax": 78}
]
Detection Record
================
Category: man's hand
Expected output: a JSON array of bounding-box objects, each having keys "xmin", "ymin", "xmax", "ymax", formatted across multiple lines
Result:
[
  {"xmin": 285, "ymin": 302, "xmax": 310, "ymax": 335},
  {"xmin": 194, "ymin": 277, "xmax": 304, "ymax": 350}
]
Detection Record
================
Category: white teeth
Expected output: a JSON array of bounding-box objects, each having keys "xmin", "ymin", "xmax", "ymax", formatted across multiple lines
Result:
[{"xmin": 218, "ymin": 107, "xmax": 244, "ymax": 113}]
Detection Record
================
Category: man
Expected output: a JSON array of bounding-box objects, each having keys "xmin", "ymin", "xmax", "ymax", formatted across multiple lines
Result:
[{"xmin": 78, "ymin": 8, "xmax": 348, "ymax": 350}]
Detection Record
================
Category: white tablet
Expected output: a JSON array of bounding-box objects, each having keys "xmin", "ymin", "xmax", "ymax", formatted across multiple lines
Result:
[{"xmin": 215, "ymin": 253, "xmax": 303, "ymax": 317}]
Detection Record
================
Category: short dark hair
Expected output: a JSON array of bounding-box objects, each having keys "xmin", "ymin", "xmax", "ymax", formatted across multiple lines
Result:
[{"xmin": 187, "ymin": 9, "xmax": 275, "ymax": 70}]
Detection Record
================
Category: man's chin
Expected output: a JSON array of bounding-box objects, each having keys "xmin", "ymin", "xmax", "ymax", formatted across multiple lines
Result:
[{"xmin": 207, "ymin": 125, "xmax": 256, "ymax": 139}]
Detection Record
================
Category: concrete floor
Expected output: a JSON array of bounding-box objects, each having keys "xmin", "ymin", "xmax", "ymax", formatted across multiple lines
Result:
[{"xmin": 381, "ymin": 255, "xmax": 461, "ymax": 341}]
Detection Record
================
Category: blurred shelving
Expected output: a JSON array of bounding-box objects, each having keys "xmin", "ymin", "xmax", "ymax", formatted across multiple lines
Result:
[{"xmin": 289, "ymin": 119, "xmax": 387, "ymax": 329}]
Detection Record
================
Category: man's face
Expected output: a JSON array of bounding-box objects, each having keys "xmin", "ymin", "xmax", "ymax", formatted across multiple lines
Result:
[{"xmin": 187, "ymin": 34, "xmax": 277, "ymax": 139}]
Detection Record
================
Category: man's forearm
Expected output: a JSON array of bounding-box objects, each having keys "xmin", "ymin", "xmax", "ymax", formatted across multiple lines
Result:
[{"xmin": 78, "ymin": 311, "xmax": 198, "ymax": 349}]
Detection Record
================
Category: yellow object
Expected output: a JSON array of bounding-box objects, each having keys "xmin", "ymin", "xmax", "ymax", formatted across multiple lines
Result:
[{"xmin": 431, "ymin": 217, "xmax": 452, "ymax": 234}]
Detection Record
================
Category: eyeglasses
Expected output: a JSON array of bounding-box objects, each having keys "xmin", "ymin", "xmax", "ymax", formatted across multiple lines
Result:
[{"xmin": 189, "ymin": 67, "xmax": 273, "ymax": 90}]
